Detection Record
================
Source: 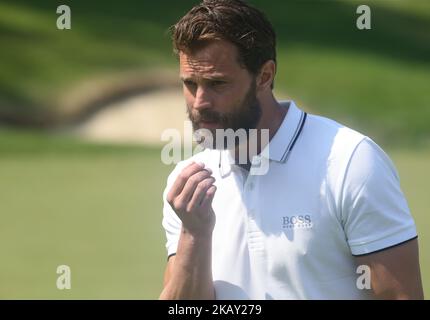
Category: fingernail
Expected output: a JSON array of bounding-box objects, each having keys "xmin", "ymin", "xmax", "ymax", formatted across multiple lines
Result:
[{"xmin": 196, "ymin": 161, "xmax": 205, "ymax": 168}]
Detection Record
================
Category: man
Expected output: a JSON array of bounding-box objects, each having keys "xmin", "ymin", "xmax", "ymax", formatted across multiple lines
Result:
[{"xmin": 159, "ymin": 0, "xmax": 423, "ymax": 299}]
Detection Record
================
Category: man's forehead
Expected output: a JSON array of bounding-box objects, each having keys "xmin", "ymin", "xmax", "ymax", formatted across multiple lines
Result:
[{"xmin": 179, "ymin": 40, "xmax": 243, "ymax": 77}]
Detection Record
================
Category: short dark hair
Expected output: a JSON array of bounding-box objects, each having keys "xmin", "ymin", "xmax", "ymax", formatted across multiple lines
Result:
[{"xmin": 171, "ymin": 0, "xmax": 277, "ymax": 88}]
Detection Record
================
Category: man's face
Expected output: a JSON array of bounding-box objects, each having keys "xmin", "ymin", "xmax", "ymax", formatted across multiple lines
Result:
[{"xmin": 179, "ymin": 40, "xmax": 262, "ymax": 148}]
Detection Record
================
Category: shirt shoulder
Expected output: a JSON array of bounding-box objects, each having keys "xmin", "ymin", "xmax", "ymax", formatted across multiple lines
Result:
[
  {"xmin": 305, "ymin": 114, "xmax": 366, "ymax": 153},
  {"xmin": 303, "ymin": 113, "xmax": 416, "ymax": 255},
  {"xmin": 300, "ymin": 114, "xmax": 367, "ymax": 181}
]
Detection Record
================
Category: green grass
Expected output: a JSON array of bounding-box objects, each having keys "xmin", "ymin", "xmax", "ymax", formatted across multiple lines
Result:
[
  {"xmin": 0, "ymin": 129, "xmax": 173, "ymax": 299},
  {"xmin": 0, "ymin": 0, "xmax": 429, "ymax": 144},
  {"xmin": 0, "ymin": 0, "xmax": 429, "ymax": 299},
  {"xmin": 277, "ymin": 46, "xmax": 430, "ymax": 146},
  {"xmin": 389, "ymin": 148, "xmax": 430, "ymax": 299},
  {"xmin": 0, "ymin": 129, "xmax": 429, "ymax": 299}
]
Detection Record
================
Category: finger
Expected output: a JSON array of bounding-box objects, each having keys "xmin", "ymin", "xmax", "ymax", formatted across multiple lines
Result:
[
  {"xmin": 167, "ymin": 162, "xmax": 208, "ymax": 202},
  {"xmin": 200, "ymin": 185, "xmax": 217, "ymax": 209},
  {"xmin": 177, "ymin": 168, "xmax": 213, "ymax": 204},
  {"xmin": 187, "ymin": 176, "xmax": 215, "ymax": 211}
]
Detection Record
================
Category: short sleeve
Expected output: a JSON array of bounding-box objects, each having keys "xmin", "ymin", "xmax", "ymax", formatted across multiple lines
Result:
[
  {"xmin": 340, "ymin": 138, "xmax": 417, "ymax": 255},
  {"xmin": 161, "ymin": 164, "xmax": 184, "ymax": 257}
]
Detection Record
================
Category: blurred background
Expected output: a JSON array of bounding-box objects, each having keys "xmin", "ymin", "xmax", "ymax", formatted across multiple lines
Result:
[{"xmin": 0, "ymin": 0, "xmax": 429, "ymax": 299}]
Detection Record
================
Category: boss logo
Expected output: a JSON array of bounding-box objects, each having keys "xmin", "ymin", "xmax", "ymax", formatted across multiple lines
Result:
[{"xmin": 282, "ymin": 215, "xmax": 312, "ymax": 229}]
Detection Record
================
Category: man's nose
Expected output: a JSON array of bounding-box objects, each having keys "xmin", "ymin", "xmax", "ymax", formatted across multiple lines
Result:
[{"xmin": 193, "ymin": 86, "xmax": 213, "ymax": 111}]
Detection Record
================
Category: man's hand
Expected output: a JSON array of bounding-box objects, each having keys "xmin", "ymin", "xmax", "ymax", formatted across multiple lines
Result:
[
  {"xmin": 166, "ymin": 161, "xmax": 217, "ymax": 236},
  {"xmin": 160, "ymin": 161, "xmax": 217, "ymax": 300}
]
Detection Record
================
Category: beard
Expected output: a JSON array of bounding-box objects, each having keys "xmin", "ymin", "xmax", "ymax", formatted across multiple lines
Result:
[{"xmin": 187, "ymin": 80, "xmax": 262, "ymax": 150}]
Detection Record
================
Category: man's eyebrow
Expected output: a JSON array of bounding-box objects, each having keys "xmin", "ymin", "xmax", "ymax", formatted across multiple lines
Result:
[
  {"xmin": 180, "ymin": 75, "xmax": 229, "ymax": 82},
  {"xmin": 206, "ymin": 75, "xmax": 228, "ymax": 81}
]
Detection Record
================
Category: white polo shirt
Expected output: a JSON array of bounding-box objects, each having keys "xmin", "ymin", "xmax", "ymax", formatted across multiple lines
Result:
[{"xmin": 161, "ymin": 101, "xmax": 417, "ymax": 300}]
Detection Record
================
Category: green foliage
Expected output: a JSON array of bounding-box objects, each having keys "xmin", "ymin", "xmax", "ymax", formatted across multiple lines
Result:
[{"xmin": 0, "ymin": 0, "xmax": 429, "ymax": 144}]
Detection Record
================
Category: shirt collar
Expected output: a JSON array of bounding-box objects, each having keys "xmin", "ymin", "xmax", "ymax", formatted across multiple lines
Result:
[{"xmin": 219, "ymin": 100, "xmax": 307, "ymax": 177}]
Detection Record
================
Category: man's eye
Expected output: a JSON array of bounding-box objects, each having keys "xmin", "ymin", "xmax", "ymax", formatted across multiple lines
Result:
[
  {"xmin": 183, "ymin": 80, "xmax": 196, "ymax": 87},
  {"xmin": 211, "ymin": 81, "xmax": 226, "ymax": 87}
]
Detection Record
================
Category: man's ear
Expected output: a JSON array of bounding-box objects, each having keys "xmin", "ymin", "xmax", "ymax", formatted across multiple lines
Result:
[{"xmin": 257, "ymin": 60, "xmax": 276, "ymax": 91}]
